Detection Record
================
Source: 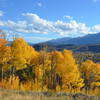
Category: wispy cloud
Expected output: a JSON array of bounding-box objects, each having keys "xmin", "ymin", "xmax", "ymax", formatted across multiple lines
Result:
[
  {"xmin": 0, "ymin": 12, "xmax": 100, "ymax": 38},
  {"xmin": 64, "ymin": 15, "xmax": 73, "ymax": 20},
  {"xmin": 0, "ymin": 10, "xmax": 4, "ymax": 16},
  {"xmin": 92, "ymin": 24, "xmax": 100, "ymax": 32},
  {"xmin": 37, "ymin": 2, "xmax": 43, "ymax": 7},
  {"xmin": 93, "ymin": 0, "xmax": 99, "ymax": 3}
]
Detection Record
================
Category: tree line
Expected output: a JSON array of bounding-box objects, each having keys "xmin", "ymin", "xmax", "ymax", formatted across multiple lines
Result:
[{"xmin": 0, "ymin": 38, "xmax": 100, "ymax": 95}]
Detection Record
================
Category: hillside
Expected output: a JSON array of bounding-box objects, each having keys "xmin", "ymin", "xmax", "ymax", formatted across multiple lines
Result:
[
  {"xmin": 33, "ymin": 33, "xmax": 100, "ymax": 53},
  {"xmin": 33, "ymin": 43, "xmax": 100, "ymax": 53}
]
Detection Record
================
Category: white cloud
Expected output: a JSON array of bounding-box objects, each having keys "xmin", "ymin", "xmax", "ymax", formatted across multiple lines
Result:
[
  {"xmin": 37, "ymin": 2, "xmax": 43, "ymax": 7},
  {"xmin": 64, "ymin": 15, "xmax": 73, "ymax": 20},
  {"xmin": 93, "ymin": 0, "xmax": 99, "ymax": 3},
  {"xmin": 0, "ymin": 20, "xmax": 5, "ymax": 26},
  {"xmin": 0, "ymin": 12, "xmax": 100, "ymax": 37},
  {"xmin": 92, "ymin": 24, "xmax": 100, "ymax": 32},
  {"xmin": 0, "ymin": 10, "xmax": 4, "ymax": 16},
  {"xmin": 21, "ymin": 13, "xmax": 92, "ymax": 36}
]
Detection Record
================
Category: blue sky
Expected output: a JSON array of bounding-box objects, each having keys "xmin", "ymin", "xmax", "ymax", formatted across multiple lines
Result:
[{"xmin": 0, "ymin": 0, "xmax": 100, "ymax": 43}]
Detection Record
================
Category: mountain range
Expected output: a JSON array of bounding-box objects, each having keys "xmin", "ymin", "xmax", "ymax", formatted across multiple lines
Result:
[
  {"xmin": 43, "ymin": 33, "xmax": 100, "ymax": 45},
  {"xmin": 33, "ymin": 33, "xmax": 100, "ymax": 53}
]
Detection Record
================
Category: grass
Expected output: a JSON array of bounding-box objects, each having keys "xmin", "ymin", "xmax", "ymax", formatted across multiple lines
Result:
[{"xmin": 0, "ymin": 89, "xmax": 99, "ymax": 100}]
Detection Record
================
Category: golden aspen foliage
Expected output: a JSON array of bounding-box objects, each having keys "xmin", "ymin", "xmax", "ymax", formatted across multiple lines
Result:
[
  {"xmin": 0, "ymin": 76, "xmax": 20, "ymax": 90},
  {"xmin": 0, "ymin": 37, "xmax": 99, "ymax": 95},
  {"xmin": 54, "ymin": 50, "xmax": 84, "ymax": 92},
  {"xmin": 0, "ymin": 46, "xmax": 11, "ymax": 69},
  {"xmin": 0, "ymin": 38, "xmax": 7, "ymax": 47},
  {"xmin": 11, "ymin": 38, "xmax": 38, "ymax": 70},
  {"xmin": 0, "ymin": 39, "xmax": 11, "ymax": 83},
  {"xmin": 80, "ymin": 60, "xmax": 100, "ymax": 94}
]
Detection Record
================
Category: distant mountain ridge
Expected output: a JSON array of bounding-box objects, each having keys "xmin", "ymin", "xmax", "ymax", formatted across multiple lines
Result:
[
  {"xmin": 44, "ymin": 33, "xmax": 100, "ymax": 45},
  {"xmin": 33, "ymin": 33, "xmax": 100, "ymax": 53},
  {"xmin": 46, "ymin": 37, "xmax": 72, "ymax": 45}
]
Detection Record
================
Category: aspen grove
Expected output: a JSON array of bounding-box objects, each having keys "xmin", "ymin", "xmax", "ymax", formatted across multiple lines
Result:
[{"xmin": 0, "ymin": 38, "xmax": 100, "ymax": 95}]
